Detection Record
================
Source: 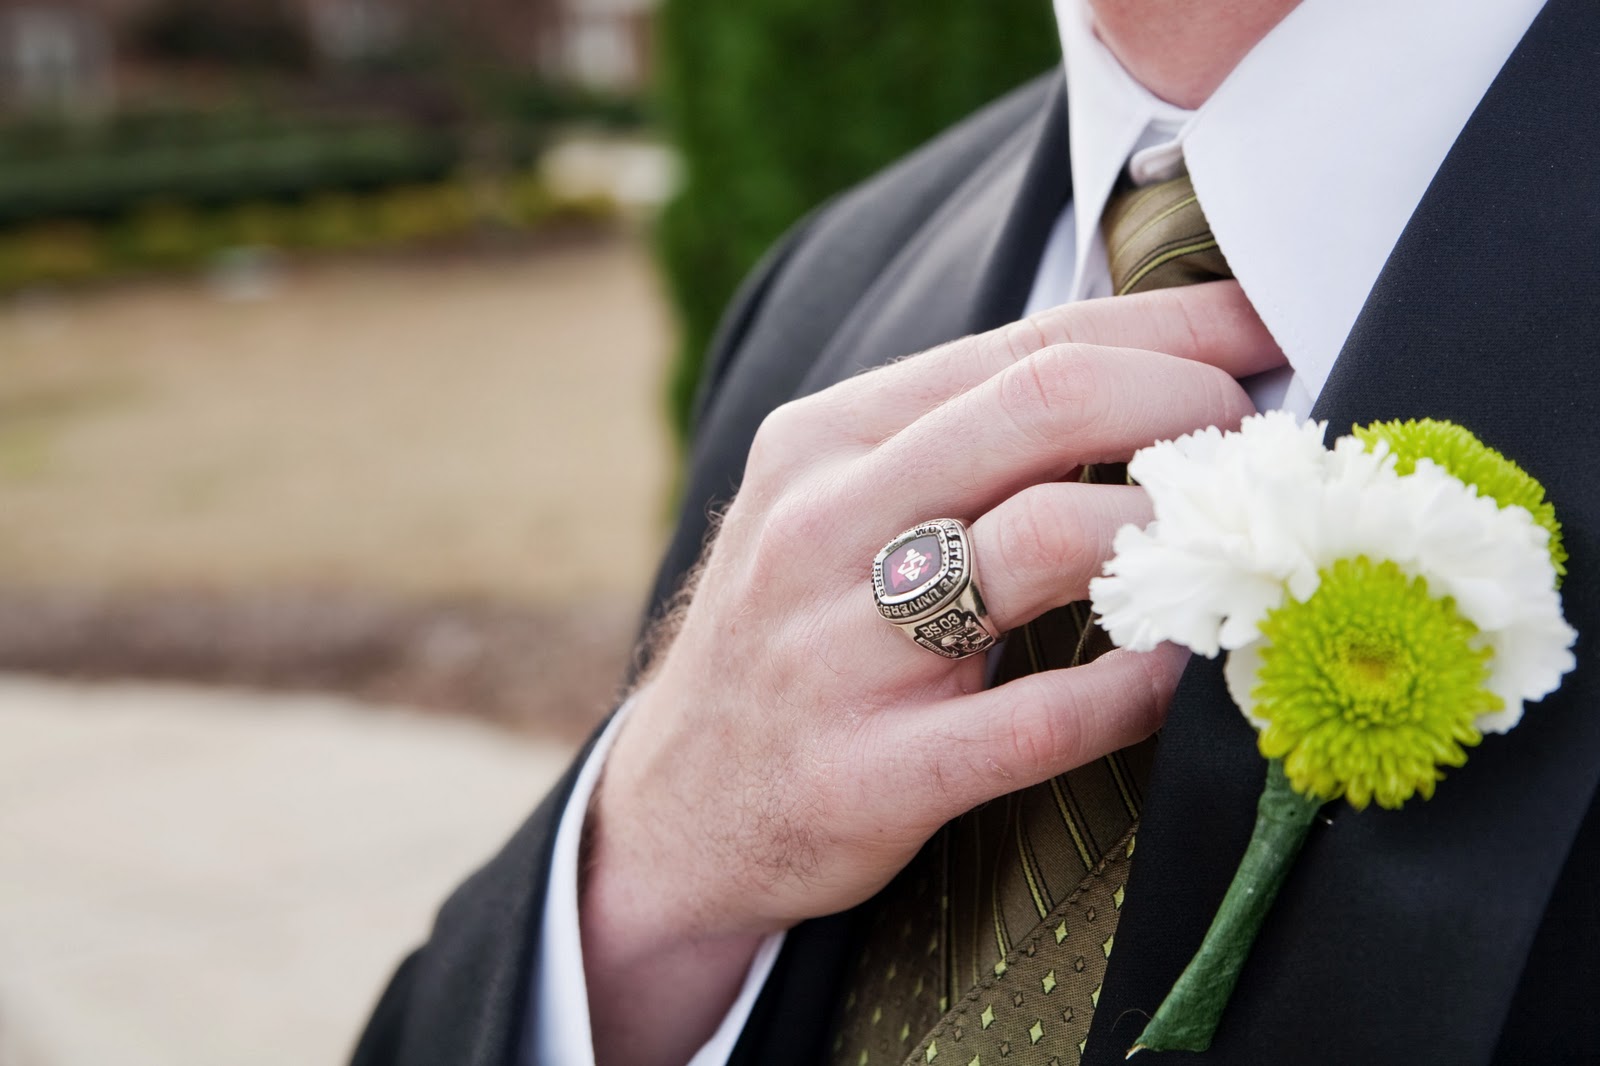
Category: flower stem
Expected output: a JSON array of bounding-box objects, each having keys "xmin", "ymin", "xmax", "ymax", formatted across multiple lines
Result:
[{"xmin": 1128, "ymin": 760, "xmax": 1322, "ymax": 1056}]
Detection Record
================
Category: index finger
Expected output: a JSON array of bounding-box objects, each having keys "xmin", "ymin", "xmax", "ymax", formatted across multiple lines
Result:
[{"xmin": 828, "ymin": 281, "xmax": 1284, "ymax": 440}]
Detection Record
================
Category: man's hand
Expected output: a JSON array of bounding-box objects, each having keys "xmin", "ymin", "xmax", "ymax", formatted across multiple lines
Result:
[{"xmin": 581, "ymin": 281, "xmax": 1284, "ymax": 1065}]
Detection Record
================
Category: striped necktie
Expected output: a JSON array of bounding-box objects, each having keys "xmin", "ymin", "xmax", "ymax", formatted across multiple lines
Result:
[{"xmin": 828, "ymin": 171, "xmax": 1231, "ymax": 1066}]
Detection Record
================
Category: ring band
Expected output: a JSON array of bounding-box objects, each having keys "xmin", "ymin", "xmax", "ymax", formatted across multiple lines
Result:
[{"xmin": 872, "ymin": 518, "xmax": 1002, "ymax": 659}]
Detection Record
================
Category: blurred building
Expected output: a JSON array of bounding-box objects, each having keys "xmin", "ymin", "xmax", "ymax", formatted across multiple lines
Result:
[
  {"xmin": 552, "ymin": 0, "xmax": 652, "ymax": 91},
  {"xmin": 0, "ymin": 2, "xmax": 112, "ymax": 110},
  {"xmin": 303, "ymin": 0, "xmax": 655, "ymax": 89},
  {"xmin": 0, "ymin": 0, "xmax": 654, "ymax": 112}
]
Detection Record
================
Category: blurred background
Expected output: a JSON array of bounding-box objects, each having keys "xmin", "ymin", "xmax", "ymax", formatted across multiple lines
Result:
[{"xmin": 0, "ymin": 0, "xmax": 1055, "ymax": 1061}]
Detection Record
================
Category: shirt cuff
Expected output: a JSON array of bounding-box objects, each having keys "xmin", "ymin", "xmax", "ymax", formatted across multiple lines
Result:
[{"xmin": 526, "ymin": 689, "xmax": 787, "ymax": 1066}]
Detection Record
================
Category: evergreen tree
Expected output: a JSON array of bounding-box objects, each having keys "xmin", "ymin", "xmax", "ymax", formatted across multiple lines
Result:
[{"xmin": 654, "ymin": 1, "xmax": 1059, "ymax": 443}]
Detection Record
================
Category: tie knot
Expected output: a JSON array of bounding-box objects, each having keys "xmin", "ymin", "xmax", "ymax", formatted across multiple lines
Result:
[{"xmin": 1102, "ymin": 171, "xmax": 1233, "ymax": 295}]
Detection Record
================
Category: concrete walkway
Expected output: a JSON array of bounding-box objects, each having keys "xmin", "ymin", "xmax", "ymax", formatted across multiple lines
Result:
[{"xmin": 0, "ymin": 675, "xmax": 577, "ymax": 1066}]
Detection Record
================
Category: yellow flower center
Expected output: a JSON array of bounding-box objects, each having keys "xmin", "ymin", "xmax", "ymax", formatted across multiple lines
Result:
[{"xmin": 1249, "ymin": 557, "xmax": 1501, "ymax": 809}]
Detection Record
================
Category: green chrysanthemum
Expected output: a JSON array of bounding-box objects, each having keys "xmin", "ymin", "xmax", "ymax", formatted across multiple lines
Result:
[
  {"xmin": 1355, "ymin": 418, "xmax": 1566, "ymax": 580},
  {"xmin": 1249, "ymin": 556, "xmax": 1499, "ymax": 810}
]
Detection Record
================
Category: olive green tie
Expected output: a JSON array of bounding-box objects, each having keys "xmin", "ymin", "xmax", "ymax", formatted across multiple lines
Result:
[{"xmin": 828, "ymin": 171, "xmax": 1231, "ymax": 1066}]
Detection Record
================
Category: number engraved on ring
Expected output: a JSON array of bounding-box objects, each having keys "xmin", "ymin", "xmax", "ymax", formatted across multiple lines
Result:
[{"xmin": 914, "ymin": 609, "xmax": 992, "ymax": 658}]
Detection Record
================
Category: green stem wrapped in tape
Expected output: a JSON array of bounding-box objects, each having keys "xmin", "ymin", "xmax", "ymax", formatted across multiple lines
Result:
[{"xmin": 1129, "ymin": 761, "xmax": 1322, "ymax": 1056}]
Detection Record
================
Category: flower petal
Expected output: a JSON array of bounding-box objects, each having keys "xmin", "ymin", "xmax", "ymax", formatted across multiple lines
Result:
[{"xmin": 1223, "ymin": 642, "xmax": 1268, "ymax": 729}]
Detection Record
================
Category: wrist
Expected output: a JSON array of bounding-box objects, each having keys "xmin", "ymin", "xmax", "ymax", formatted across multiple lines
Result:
[{"xmin": 580, "ymin": 744, "xmax": 771, "ymax": 1066}]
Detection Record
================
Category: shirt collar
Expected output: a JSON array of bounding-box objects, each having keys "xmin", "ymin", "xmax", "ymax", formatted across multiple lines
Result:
[
  {"xmin": 1056, "ymin": 0, "xmax": 1193, "ymax": 303},
  {"xmin": 1054, "ymin": 0, "xmax": 1546, "ymax": 402}
]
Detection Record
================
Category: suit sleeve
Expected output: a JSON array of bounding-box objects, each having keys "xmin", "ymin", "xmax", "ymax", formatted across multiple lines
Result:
[{"xmin": 347, "ymin": 215, "xmax": 822, "ymax": 1066}]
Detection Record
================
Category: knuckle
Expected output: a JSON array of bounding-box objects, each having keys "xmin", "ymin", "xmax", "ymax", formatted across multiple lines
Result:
[
  {"xmin": 998, "ymin": 316, "xmax": 1049, "ymax": 364},
  {"xmin": 748, "ymin": 397, "xmax": 820, "ymax": 473},
  {"xmin": 1132, "ymin": 646, "xmax": 1185, "ymax": 724},
  {"xmin": 747, "ymin": 410, "xmax": 791, "ymax": 474},
  {"xmin": 1194, "ymin": 359, "xmax": 1254, "ymax": 426},
  {"xmin": 1000, "ymin": 689, "xmax": 1084, "ymax": 780},
  {"xmin": 1044, "ymin": 346, "xmax": 1107, "ymax": 431},
  {"xmin": 750, "ymin": 480, "xmax": 838, "ymax": 576},
  {"xmin": 996, "ymin": 488, "xmax": 1084, "ymax": 582},
  {"xmin": 1171, "ymin": 286, "xmax": 1209, "ymax": 358},
  {"xmin": 996, "ymin": 345, "xmax": 1101, "ymax": 446}
]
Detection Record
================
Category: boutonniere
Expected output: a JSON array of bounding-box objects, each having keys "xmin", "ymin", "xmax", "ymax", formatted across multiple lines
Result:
[{"xmin": 1087, "ymin": 412, "xmax": 1577, "ymax": 1056}]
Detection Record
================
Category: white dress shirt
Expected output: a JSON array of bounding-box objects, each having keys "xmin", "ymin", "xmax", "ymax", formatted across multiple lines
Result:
[{"xmin": 525, "ymin": 0, "xmax": 1546, "ymax": 1061}]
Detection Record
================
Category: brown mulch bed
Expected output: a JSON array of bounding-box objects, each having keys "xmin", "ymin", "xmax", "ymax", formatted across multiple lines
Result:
[{"xmin": 0, "ymin": 587, "xmax": 641, "ymax": 743}]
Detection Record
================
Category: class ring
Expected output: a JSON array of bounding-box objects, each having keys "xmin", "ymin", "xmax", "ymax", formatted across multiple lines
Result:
[{"xmin": 872, "ymin": 518, "xmax": 1002, "ymax": 660}]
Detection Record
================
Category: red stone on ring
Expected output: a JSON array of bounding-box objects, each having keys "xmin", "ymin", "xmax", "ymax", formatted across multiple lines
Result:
[{"xmin": 883, "ymin": 534, "xmax": 941, "ymax": 595}]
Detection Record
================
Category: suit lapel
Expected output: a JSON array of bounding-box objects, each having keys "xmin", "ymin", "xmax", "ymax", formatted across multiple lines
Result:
[
  {"xmin": 798, "ymin": 76, "xmax": 1072, "ymax": 393},
  {"xmin": 1087, "ymin": 1, "xmax": 1600, "ymax": 1062}
]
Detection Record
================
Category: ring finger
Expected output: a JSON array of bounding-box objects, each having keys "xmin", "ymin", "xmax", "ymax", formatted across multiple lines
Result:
[
  {"xmin": 966, "ymin": 481, "xmax": 1152, "ymax": 634},
  {"xmin": 870, "ymin": 482, "xmax": 1150, "ymax": 669}
]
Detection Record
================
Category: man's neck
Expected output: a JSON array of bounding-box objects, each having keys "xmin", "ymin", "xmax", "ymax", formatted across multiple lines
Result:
[{"xmin": 1087, "ymin": 0, "xmax": 1301, "ymax": 108}]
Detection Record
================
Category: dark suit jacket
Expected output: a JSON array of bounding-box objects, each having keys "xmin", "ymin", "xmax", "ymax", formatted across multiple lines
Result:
[{"xmin": 353, "ymin": 2, "xmax": 1600, "ymax": 1062}]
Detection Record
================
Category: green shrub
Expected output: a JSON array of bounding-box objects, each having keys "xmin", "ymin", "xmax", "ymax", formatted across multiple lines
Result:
[
  {"xmin": 505, "ymin": 172, "xmax": 555, "ymax": 226},
  {"xmin": 113, "ymin": 202, "xmax": 217, "ymax": 267},
  {"xmin": 0, "ymin": 122, "xmax": 458, "ymax": 226},
  {"xmin": 12, "ymin": 222, "xmax": 106, "ymax": 283},
  {"xmin": 0, "ymin": 167, "xmax": 605, "ymax": 291},
  {"xmin": 218, "ymin": 200, "xmax": 298, "ymax": 249},
  {"xmin": 654, "ymin": 2, "xmax": 1060, "ymax": 443},
  {"xmin": 481, "ymin": 75, "xmax": 651, "ymax": 132},
  {"xmin": 373, "ymin": 184, "xmax": 473, "ymax": 243},
  {"xmin": 295, "ymin": 192, "xmax": 379, "ymax": 249}
]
